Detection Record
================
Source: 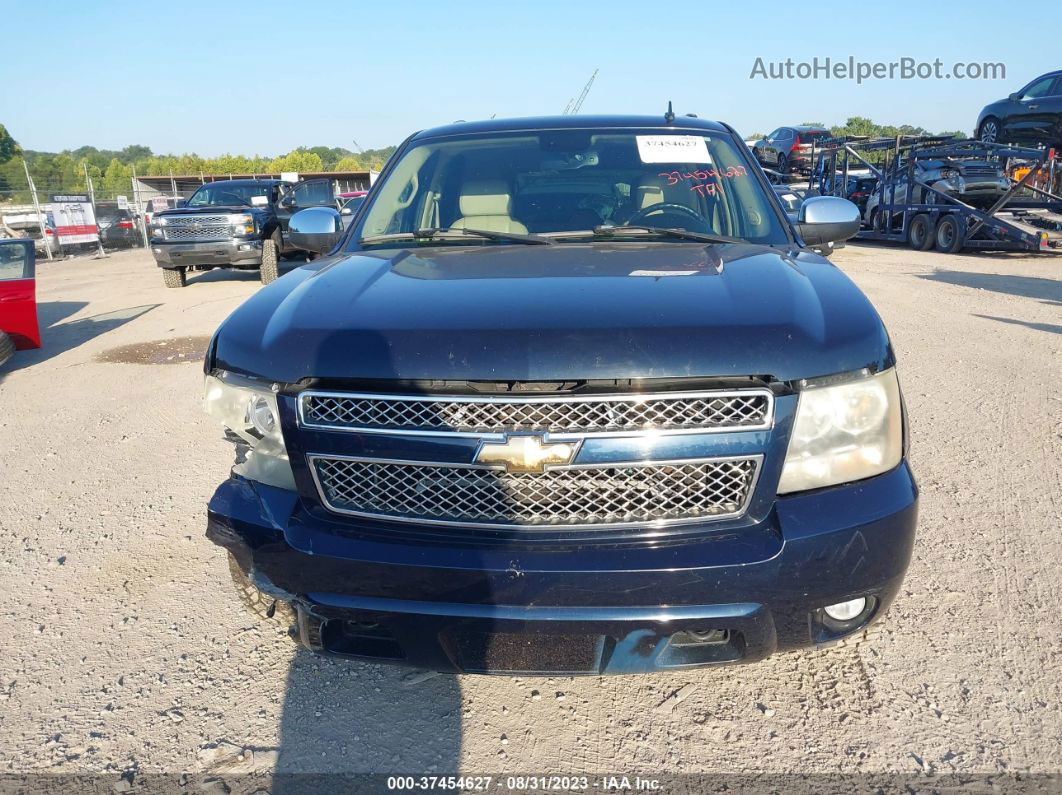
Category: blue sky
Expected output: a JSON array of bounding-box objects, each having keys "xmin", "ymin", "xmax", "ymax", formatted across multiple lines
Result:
[{"xmin": 2, "ymin": 0, "xmax": 1056, "ymax": 155}]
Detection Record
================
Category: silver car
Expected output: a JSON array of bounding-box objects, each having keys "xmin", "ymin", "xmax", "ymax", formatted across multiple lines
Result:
[{"xmin": 865, "ymin": 157, "xmax": 1011, "ymax": 225}]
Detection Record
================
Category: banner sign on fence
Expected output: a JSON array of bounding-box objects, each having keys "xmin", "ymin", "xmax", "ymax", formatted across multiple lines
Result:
[
  {"xmin": 49, "ymin": 197, "xmax": 98, "ymax": 245},
  {"xmin": 151, "ymin": 196, "xmax": 169, "ymax": 212},
  {"xmin": 116, "ymin": 195, "xmax": 129, "ymax": 210}
]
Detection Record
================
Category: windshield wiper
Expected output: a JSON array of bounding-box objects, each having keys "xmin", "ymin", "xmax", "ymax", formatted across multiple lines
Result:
[
  {"xmin": 360, "ymin": 227, "xmax": 554, "ymax": 246},
  {"xmin": 590, "ymin": 225, "xmax": 742, "ymax": 245}
]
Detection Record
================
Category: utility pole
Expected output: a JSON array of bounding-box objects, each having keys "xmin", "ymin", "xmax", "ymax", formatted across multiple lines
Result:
[
  {"xmin": 85, "ymin": 163, "xmax": 107, "ymax": 259},
  {"xmin": 22, "ymin": 159, "xmax": 54, "ymax": 261}
]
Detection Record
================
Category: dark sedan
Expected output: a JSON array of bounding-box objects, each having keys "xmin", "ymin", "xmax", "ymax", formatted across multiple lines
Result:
[
  {"xmin": 977, "ymin": 70, "xmax": 1062, "ymax": 147},
  {"xmin": 753, "ymin": 126, "xmax": 832, "ymax": 174}
]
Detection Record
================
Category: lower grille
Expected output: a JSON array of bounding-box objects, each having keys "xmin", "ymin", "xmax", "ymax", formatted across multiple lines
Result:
[
  {"xmin": 309, "ymin": 455, "xmax": 760, "ymax": 529},
  {"xmin": 448, "ymin": 631, "xmax": 602, "ymax": 673}
]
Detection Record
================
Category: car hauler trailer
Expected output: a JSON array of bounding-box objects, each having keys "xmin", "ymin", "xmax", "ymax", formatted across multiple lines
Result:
[{"xmin": 810, "ymin": 137, "xmax": 1062, "ymax": 254}]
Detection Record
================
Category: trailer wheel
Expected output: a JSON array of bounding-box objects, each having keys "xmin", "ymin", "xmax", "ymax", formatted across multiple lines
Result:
[
  {"xmin": 907, "ymin": 214, "xmax": 935, "ymax": 251},
  {"xmin": 777, "ymin": 153, "xmax": 789, "ymax": 175},
  {"xmin": 161, "ymin": 267, "xmax": 186, "ymax": 288},
  {"xmin": 935, "ymin": 215, "xmax": 965, "ymax": 253}
]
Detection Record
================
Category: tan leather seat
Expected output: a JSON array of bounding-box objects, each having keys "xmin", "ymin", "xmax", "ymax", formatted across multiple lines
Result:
[
  {"xmin": 635, "ymin": 178, "xmax": 666, "ymax": 210},
  {"xmin": 451, "ymin": 180, "xmax": 528, "ymax": 233}
]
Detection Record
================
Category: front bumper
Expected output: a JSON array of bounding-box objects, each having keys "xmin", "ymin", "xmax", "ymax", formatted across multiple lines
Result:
[
  {"xmin": 207, "ymin": 462, "xmax": 918, "ymax": 674},
  {"xmin": 151, "ymin": 238, "xmax": 263, "ymax": 269}
]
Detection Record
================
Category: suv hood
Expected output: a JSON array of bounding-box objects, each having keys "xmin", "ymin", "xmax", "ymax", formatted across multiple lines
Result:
[
  {"xmin": 213, "ymin": 242, "xmax": 892, "ymax": 384},
  {"xmin": 155, "ymin": 206, "xmax": 265, "ymax": 217}
]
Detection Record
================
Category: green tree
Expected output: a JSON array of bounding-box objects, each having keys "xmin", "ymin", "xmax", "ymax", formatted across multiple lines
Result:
[
  {"xmin": 269, "ymin": 149, "xmax": 324, "ymax": 173},
  {"xmin": 0, "ymin": 124, "xmax": 20, "ymax": 164}
]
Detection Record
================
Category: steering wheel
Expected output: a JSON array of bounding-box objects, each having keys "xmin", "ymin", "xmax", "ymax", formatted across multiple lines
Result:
[{"xmin": 627, "ymin": 202, "xmax": 705, "ymax": 226}]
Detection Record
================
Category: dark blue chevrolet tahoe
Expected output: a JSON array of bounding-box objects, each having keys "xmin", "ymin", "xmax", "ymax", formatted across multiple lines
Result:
[{"xmin": 203, "ymin": 115, "xmax": 917, "ymax": 674}]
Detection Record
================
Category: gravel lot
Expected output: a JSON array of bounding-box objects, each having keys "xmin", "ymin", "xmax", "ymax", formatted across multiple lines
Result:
[{"xmin": 0, "ymin": 244, "xmax": 1060, "ymax": 789}]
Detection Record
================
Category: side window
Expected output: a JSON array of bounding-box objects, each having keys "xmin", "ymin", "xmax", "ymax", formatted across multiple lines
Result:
[
  {"xmin": 774, "ymin": 129, "xmax": 792, "ymax": 143},
  {"xmin": 290, "ymin": 180, "xmax": 335, "ymax": 208},
  {"xmin": 765, "ymin": 129, "xmax": 782, "ymax": 141},
  {"xmin": 1022, "ymin": 76, "xmax": 1057, "ymax": 99},
  {"xmin": 0, "ymin": 240, "xmax": 32, "ymax": 281}
]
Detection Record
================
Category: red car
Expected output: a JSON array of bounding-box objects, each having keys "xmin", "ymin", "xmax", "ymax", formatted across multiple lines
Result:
[
  {"xmin": 337, "ymin": 190, "xmax": 368, "ymax": 216},
  {"xmin": 0, "ymin": 239, "xmax": 41, "ymax": 367}
]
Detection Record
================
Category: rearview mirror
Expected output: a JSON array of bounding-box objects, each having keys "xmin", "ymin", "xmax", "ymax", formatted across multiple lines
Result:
[
  {"xmin": 795, "ymin": 196, "xmax": 860, "ymax": 247},
  {"xmin": 289, "ymin": 207, "xmax": 344, "ymax": 254}
]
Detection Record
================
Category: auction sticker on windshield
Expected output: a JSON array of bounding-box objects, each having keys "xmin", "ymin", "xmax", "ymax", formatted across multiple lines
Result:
[{"xmin": 636, "ymin": 135, "xmax": 712, "ymax": 164}]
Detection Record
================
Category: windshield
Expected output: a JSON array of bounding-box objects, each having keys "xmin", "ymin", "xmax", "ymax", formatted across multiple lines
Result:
[
  {"xmin": 187, "ymin": 182, "xmax": 273, "ymax": 208},
  {"xmin": 352, "ymin": 129, "xmax": 787, "ymax": 247}
]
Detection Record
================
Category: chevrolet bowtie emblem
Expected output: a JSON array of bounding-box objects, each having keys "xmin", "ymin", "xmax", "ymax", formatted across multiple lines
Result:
[{"xmin": 475, "ymin": 435, "xmax": 576, "ymax": 473}]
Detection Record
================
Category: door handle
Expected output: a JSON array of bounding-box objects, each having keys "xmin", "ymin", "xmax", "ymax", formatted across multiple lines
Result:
[{"xmin": 1028, "ymin": 104, "xmax": 1039, "ymax": 110}]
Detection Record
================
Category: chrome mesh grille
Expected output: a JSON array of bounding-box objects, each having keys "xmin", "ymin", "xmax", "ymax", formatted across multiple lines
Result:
[
  {"xmin": 300, "ymin": 391, "xmax": 771, "ymax": 435},
  {"xmin": 161, "ymin": 215, "xmax": 230, "ymax": 241},
  {"xmin": 310, "ymin": 456, "xmax": 759, "ymax": 528}
]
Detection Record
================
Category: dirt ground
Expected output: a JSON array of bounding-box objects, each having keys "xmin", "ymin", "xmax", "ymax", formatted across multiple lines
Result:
[{"xmin": 0, "ymin": 243, "xmax": 1060, "ymax": 789}]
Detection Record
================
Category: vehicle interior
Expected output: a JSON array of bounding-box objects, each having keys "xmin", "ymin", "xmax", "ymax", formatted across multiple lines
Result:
[{"xmin": 358, "ymin": 131, "xmax": 787, "ymax": 244}]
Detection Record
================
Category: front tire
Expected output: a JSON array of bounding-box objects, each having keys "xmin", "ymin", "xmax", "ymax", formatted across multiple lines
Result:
[
  {"xmin": 0, "ymin": 330, "xmax": 14, "ymax": 368},
  {"xmin": 261, "ymin": 235, "xmax": 280, "ymax": 285},
  {"xmin": 776, "ymin": 153, "xmax": 789, "ymax": 175},
  {"xmin": 161, "ymin": 266, "xmax": 186, "ymax": 288},
  {"xmin": 978, "ymin": 116, "xmax": 1000, "ymax": 144},
  {"xmin": 226, "ymin": 553, "xmax": 295, "ymax": 632}
]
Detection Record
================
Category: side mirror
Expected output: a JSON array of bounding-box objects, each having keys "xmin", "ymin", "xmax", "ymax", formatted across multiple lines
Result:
[
  {"xmin": 796, "ymin": 196, "xmax": 860, "ymax": 247},
  {"xmin": 280, "ymin": 194, "xmax": 296, "ymax": 209},
  {"xmin": 175, "ymin": 199, "xmax": 187, "ymax": 208},
  {"xmin": 340, "ymin": 206, "xmax": 352, "ymax": 216},
  {"xmin": 289, "ymin": 207, "xmax": 344, "ymax": 254},
  {"xmin": 1008, "ymin": 92, "xmax": 1019, "ymax": 101}
]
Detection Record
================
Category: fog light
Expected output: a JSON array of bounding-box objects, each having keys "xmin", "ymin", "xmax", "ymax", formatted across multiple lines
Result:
[{"xmin": 823, "ymin": 597, "xmax": 867, "ymax": 622}]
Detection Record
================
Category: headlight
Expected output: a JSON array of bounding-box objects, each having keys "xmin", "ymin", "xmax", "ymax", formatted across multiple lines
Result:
[
  {"xmin": 156, "ymin": 217, "xmax": 168, "ymax": 226},
  {"xmin": 230, "ymin": 213, "xmax": 255, "ymax": 236},
  {"xmin": 778, "ymin": 368, "xmax": 903, "ymax": 494},
  {"xmin": 204, "ymin": 371, "xmax": 295, "ymax": 490}
]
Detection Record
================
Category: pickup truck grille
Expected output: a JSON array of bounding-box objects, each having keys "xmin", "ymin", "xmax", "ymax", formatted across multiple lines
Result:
[
  {"xmin": 309, "ymin": 455, "xmax": 760, "ymax": 529},
  {"xmin": 299, "ymin": 390, "xmax": 772, "ymax": 436},
  {"xmin": 161, "ymin": 215, "xmax": 230, "ymax": 242}
]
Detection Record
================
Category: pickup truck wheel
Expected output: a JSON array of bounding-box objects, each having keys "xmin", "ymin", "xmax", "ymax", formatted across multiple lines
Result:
[
  {"xmin": 907, "ymin": 214, "xmax": 935, "ymax": 250},
  {"xmin": 935, "ymin": 214, "xmax": 965, "ymax": 253},
  {"xmin": 226, "ymin": 552, "xmax": 296, "ymax": 631},
  {"xmin": 261, "ymin": 236, "xmax": 280, "ymax": 284},
  {"xmin": 161, "ymin": 267, "xmax": 186, "ymax": 288}
]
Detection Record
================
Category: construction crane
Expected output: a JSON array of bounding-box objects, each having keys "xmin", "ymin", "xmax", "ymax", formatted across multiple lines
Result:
[{"xmin": 563, "ymin": 69, "xmax": 598, "ymax": 115}]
